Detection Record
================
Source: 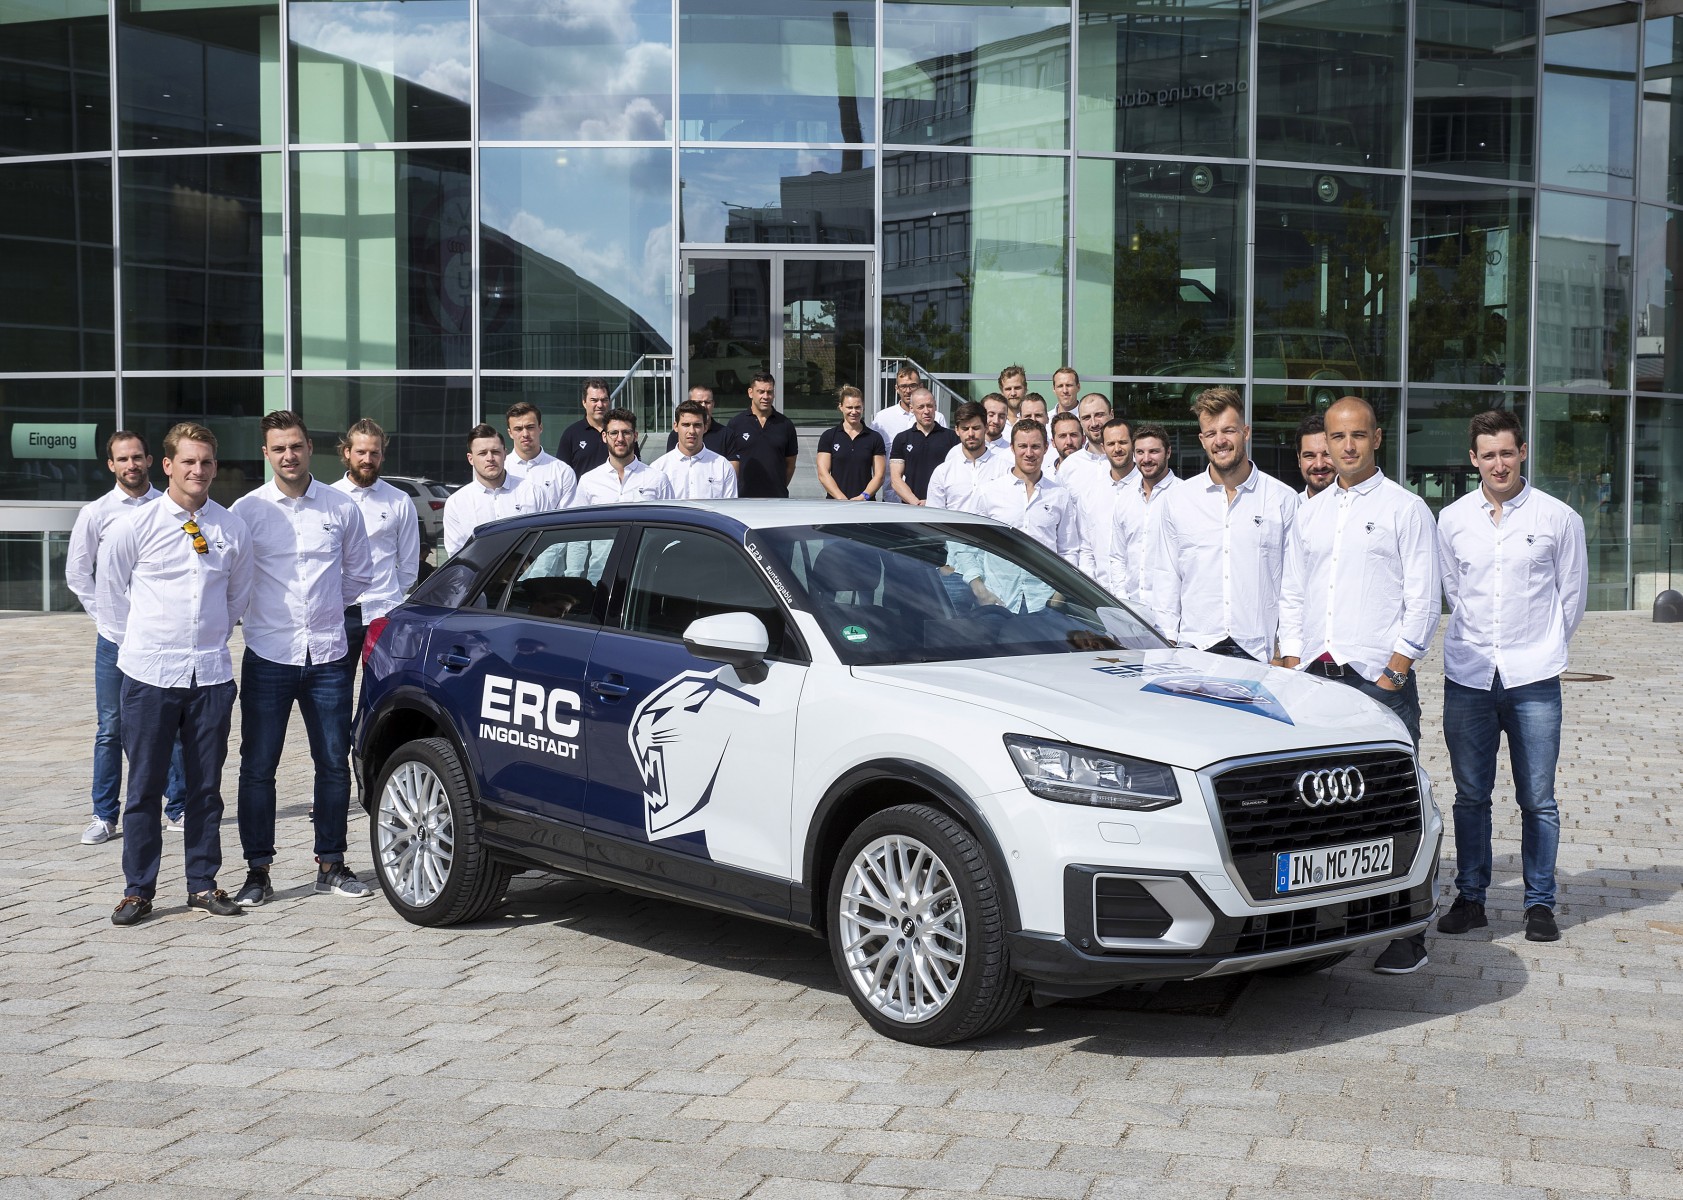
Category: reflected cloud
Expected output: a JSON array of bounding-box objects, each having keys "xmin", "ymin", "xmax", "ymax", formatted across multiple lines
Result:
[{"xmin": 290, "ymin": 2, "xmax": 472, "ymax": 102}]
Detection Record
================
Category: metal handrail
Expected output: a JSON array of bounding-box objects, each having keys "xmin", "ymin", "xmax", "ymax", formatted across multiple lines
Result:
[
  {"xmin": 878, "ymin": 356, "xmax": 967, "ymax": 421},
  {"xmin": 611, "ymin": 354, "xmax": 677, "ymax": 451}
]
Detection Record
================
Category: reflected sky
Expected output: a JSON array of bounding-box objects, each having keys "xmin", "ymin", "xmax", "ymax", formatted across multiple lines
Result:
[
  {"xmin": 290, "ymin": 0, "xmax": 471, "ymax": 104},
  {"xmin": 679, "ymin": 148, "xmax": 874, "ymax": 244}
]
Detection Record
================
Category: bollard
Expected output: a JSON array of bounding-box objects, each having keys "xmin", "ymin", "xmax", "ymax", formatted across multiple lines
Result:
[{"xmin": 1656, "ymin": 589, "xmax": 1683, "ymax": 622}]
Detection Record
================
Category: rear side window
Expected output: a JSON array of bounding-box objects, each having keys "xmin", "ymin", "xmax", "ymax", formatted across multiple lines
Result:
[
  {"xmin": 502, "ymin": 526, "xmax": 618, "ymax": 625},
  {"xmin": 621, "ymin": 528, "xmax": 792, "ymax": 658}
]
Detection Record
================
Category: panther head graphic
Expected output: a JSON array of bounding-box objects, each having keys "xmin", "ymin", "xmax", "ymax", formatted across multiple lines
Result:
[{"xmin": 628, "ymin": 670, "xmax": 760, "ymax": 839}]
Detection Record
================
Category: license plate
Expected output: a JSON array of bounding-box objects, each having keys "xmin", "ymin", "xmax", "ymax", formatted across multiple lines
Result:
[{"xmin": 1275, "ymin": 837, "xmax": 1393, "ymax": 894}]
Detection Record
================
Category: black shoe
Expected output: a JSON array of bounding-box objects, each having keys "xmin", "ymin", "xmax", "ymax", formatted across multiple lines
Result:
[
  {"xmin": 1436, "ymin": 895, "xmax": 1488, "ymax": 935},
  {"xmin": 233, "ymin": 867, "xmax": 272, "ymax": 907},
  {"xmin": 1524, "ymin": 905, "xmax": 1560, "ymax": 942},
  {"xmin": 1372, "ymin": 935, "xmax": 1428, "ymax": 974},
  {"xmin": 111, "ymin": 896, "xmax": 152, "ymax": 926},
  {"xmin": 188, "ymin": 889, "xmax": 243, "ymax": 916}
]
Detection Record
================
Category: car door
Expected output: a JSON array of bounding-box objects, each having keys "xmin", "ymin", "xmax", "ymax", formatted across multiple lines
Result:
[
  {"xmin": 582, "ymin": 525, "xmax": 807, "ymax": 918},
  {"xmin": 430, "ymin": 523, "xmax": 622, "ymax": 870}
]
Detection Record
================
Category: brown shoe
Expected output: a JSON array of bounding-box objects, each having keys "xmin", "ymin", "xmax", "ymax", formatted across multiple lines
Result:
[{"xmin": 111, "ymin": 896, "xmax": 153, "ymax": 926}]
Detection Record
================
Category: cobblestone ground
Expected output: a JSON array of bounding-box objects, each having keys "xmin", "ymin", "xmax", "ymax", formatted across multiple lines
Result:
[{"xmin": 2, "ymin": 611, "xmax": 1680, "ymax": 1200}]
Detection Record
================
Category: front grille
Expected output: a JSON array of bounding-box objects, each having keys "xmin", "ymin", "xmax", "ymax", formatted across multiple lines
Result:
[
  {"xmin": 1093, "ymin": 877, "xmax": 1173, "ymax": 942},
  {"xmin": 1231, "ymin": 884, "xmax": 1428, "ymax": 955},
  {"xmin": 1211, "ymin": 749, "xmax": 1422, "ymax": 899}
]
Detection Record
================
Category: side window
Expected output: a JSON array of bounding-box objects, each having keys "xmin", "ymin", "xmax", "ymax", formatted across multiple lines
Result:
[
  {"xmin": 503, "ymin": 526, "xmax": 618, "ymax": 624},
  {"xmin": 622, "ymin": 528, "xmax": 791, "ymax": 658}
]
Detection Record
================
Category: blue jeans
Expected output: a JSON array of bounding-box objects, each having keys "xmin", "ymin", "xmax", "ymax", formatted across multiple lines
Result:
[
  {"xmin": 1443, "ymin": 674, "xmax": 1563, "ymax": 910},
  {"xmin": 1331, "ymin": 669, "xmax": 1422, "ymax": 750},
  {"xmin": 94, "ymin": 636, "xmax": 186, "ymax": 823},
  {"xmin": 119, "ymin": 676, "xmax": 236, "ymax": 899},
  {"xmin": 236, "ymin": 648, "xmax": 354, "ymax": 867}
]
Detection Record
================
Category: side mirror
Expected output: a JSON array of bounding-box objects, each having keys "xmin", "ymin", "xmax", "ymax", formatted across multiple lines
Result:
[{"xmin": 682, "ymin": 612, "xmax": 769, "ymax": 671}]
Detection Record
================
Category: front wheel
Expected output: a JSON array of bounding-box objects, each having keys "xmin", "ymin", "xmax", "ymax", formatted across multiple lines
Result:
[
  {"xmin": 370, "ymin": 736, "xmax": 512, "ymax": 926},
  {"xmin": 826, "ymin": 804, "xmax": 1027, "ymax": 1045}
]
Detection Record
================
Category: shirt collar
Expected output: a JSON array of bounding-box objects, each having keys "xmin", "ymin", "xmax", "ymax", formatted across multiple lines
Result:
[
  {"xmin": 261, "ymin": 476, "xmax": 321, "ymax": 504},
  {"xmin": 1201, "ymin": 462, "xmax": 1258, "ymax": 494},
  {"xmin": 112, "ymin": 484, "xmax": 159, "ymax": 505},
  {"xmin": 1336, "ymin": 468, "xmax": 1386, "ymax": 498},
  {"xmin": 1480, "ymin": 479, "xmax": 1532, "ymax": 512}
]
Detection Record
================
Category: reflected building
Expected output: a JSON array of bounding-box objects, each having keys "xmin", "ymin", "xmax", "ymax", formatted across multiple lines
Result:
[{"xmin": 4, "ymin": 0, "xmax": 1683, "ymax": 610}]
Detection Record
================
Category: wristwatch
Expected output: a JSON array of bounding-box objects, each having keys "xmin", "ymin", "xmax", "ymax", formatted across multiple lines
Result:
[{"xmin": 1381, "ymin": 666, "xmax": 1409, "ymax": 687}]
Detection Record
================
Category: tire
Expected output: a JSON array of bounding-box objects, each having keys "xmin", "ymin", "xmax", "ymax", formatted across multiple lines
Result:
[
  {"xmin": 369, "ymin": 736, "xmax": 512, "ymax": 926},
  {"xmin": 1259, "ymin": 950, "xmax": 1352, "ymax": 977},
  {"xmin": 826, "ymin": 804, "xmax": 1027, "ymax": 1045}
]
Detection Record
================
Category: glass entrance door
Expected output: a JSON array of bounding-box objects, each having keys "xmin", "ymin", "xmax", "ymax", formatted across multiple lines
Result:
[{"xmin": 683, "ymin": 251, "xmax": 871, "ymax": 428}]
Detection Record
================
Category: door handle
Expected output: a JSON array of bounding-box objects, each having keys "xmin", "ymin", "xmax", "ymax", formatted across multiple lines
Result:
[
  {"xmin": 591, "ymin": 679, "xmax": 631, "ymax": 698},
  {"xmin": 438, "ymin": 651, "xmax": 471, "ymax": 670}
]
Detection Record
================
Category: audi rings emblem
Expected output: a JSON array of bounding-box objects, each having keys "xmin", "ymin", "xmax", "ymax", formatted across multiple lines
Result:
[{"xmin": 1295, "ymin": 766, "xmax": 1366, "ymax": 807}]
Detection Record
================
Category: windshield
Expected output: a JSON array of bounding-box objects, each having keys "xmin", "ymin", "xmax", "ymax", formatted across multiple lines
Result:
[{"xmin": 750, "ymin": 522, "xmax": 1166, "ymax": 666}]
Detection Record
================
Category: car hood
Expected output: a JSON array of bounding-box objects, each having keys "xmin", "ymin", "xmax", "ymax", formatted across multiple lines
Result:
[{"xmin": 856, "ymin": 647, "xmax": 1410, "ymax": 770}]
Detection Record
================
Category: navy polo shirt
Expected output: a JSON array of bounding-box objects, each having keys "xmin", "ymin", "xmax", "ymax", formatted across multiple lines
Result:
[
  {"xmin": 891, "ymin": 424, "xmax": 961, "ymax": 501},
  {"xmin": 725, "ymin": 409, "xmax": 800, "ymax": 498},
  {"xmin": 818, "ymin": 425, "xmax": 886, "ymax": 498},
  {"xmin": 665, "ymin": 419, "xmax": 731, "ymax": 455},
  {"xmin": 556, "ymin": 418, "xmax": 610, "ymax": 476}
]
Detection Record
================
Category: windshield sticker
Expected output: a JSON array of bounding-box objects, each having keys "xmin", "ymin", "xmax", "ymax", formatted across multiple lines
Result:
[
  {"xmin": 743, "ymin": 539, "xmax": 795, "ymax": 606},
  {"xmin": 841, "ymin": 625, "xmax": 869, "ymax": 643},
  {"xmin": 1141, "ymin": 675, "xmax": 1294, "ymax": 725},
  {"xmin": 630, "ymin": 669, "xmax": 761, "ymax": 840}
]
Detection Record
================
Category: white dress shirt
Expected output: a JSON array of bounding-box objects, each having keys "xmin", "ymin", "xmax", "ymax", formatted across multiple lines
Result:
[
  {"xmin": 959, "ymin": 472, "xmax": 1081, "ymax": 611},
  {"xmin": 330, "ymin": 475, "xmax": 421, "ymax": 620},
  {"xmin": 1278, "ymin": 469, "xmax": 1441, "ymax": 683},
  {"xmin": 96, "ymin": 494, "xmax": 253, "ymax": 688},
  {"xmin": 504, "ymin": 449, "xmax": 578, "ymax": 511},
  {"xmin": 1067, "ymin": 466, "xmax": 1134, "ymax": 591},
  {"xmin": 1108, "ymin": 471, "xmax": 1179, "ymax": 622},
  {"xmin": 927, "ymin": 446, "xmax": 1008, "ymax": 513},
  {"xmin": 650, "ymin": 447, "xmax": 739, "ymax": 499},
  {"xmin": 576, "ymin": 459, "xmax": 677, "ymax": 506},
  {"xmin": 1056, "ymin": 445, "xmax": 1108, "ymax": 488},
  {"xmin": 443, "ymin": 476, "xmax": 539, "ymax": 557},
  {"xmin": 66, "ymin": 483, "xmax": 163, "ymax": 640},
  {"xmin": 1437, "ymin": 481, "xmax": 1588, "ymax": 690},
  {"xmin": 1150, "ymin": 463, "xmax": 1298, "ymax": 661},
  {"xmin": 233, "ymin": 478, "xmax": 373, "ymax": 666}
]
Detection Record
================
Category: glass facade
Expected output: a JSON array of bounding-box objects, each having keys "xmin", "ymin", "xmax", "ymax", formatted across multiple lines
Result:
[{"xmin": 3, "ymin": 0, "xmax": 1683, "ymax": 611}]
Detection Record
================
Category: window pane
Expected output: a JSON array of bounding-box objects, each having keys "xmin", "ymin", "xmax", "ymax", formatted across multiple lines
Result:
[
  {"xmin": 1257, "ymin": 0, "xmax": 1405, "ymax": 170},
  {"xmin": 506, "ymin": 526, "xmax": 618, "ymax": 620},
  {"xmin": 1403, "ymin": 387, "xmax": 1526, "ymax": 514},
  {"xmin": 1637, "ymin": 205, "xmax": 1682, "ymax": 394},
  {"xmin": 293, "ymin": 149, "xmax": 472, "ymax": 370},
  {"xmin": 1076, "ymin": 0, "xmax": 1247, "ymax": 158},
  {"xmin": 678, "ymin": 0, "xmax": 874, "ymax": 143},
  {"xmin": 1254, "ymin": 167, "xmax": 1402, "ymax": 383},
  {"xmin": 121, "ymin": 152, "xmax": 284, "ymax": 370},
  {"xmin": 1634, "ymin": 395, "xmax": 1682, "ymax": 606},
  {"xmin": 624, "ymin": 526, "xmax": 787, "ymax": 653},
  {"xmin": 884, "ymin": 0, "xmax": 1069, "ymax": 151},
  {"xmin": 1540, "ymin": 3, "xmax": 1637, "ymax": 194},
  {"xmin": 295, "ymin": 375, "xmax": 473, "ymax": 485},
  {"xmin": 482, "ymin": 377, "xmax": 602, "ymax": 452},
  {"xmin": 678, "ymin": 147, "xmax": 873, "ymax": 245},
  {"xmin": 0, "ymin": 159, "xmax": 113, "ymax": 371},
  {"xmin": 482, "ymin": 147, "xmax": 673, "ymax": 372},
  {"xmin": 1249, "ymin": 383, "xmax": 1400, "ymax": 484},
  {"xmin": 1536, "ymin": 191, "xmax": 1633, "ymax": 389},
  {"xmin": 1412, "ymin": 0, "xmax": 1536, "ymax": 181},
  {"xmin": 1075, "ymin": 157, "xmax": 1245, "ymax": 383},
  {"xmin": 882, "ymin": 151, "xmax": 1065, "ymax": 377},
  {"xmin": 1643, "ymin": 15, "xmax": 1683, "ymax": 204},
  {"xmin": 290, "ymin": 0, "xmax": 470, "ymax": 144},
  {"xmin": 0, "ymin": 0, "xmax": 109, "ymax": 156},
  {"xmin": 0, "ymin": 377, "xmax": 114, "ymax": 502},
  {"xmin": 481, "ymin": 0, "xmax": 672, "ymax": 141},
  {"xmin": 1408, "ymin": 179, "xmax": 1531, "ymax": 386},
  {"xmin": 118, "ymin": 375, "xmax": 271, "ymax": 506},
  {"xmin": 117, "ymin": 0, "xmax": 281, "ymax": 148},
  {"xmin": 1534, "ymin": 389, "xmax": 1628, "ymax": 610}
]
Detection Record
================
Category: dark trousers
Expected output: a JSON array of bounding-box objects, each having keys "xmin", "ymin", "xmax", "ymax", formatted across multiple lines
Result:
[
  {"xmin": 1320, "ymin": 668, "xmax": 1422, "ymax": 750},
  {"xmin": 236, "ymin": 647, "xmax": 354, "ymax": 867},
  {"xmin": 119, "ymin": 675, "xmax": 236, "ymax": 899}
]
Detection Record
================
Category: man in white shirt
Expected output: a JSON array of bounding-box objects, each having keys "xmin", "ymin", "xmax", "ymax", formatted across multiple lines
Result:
[
  {"xmin": 231, "ymin": 411, "xmax": 376, "ymax": 908},
  {"xmin": 502, "ymin": 401, "xmax": 578, "ymax": 511},
  {"xmin": 1049, "ymin": 412, "xmax": 1084, "ymax": 476},
  {"xmin": 1296, "ymin": 411, "xmax": 1335, "ymax": 504},
  {"xmin": 1018, "ymin": 393, "xmax": 1049, "ymax": 428},
  {"xmin": 330, "ymin": 418, "xmax": 420, "ymax": 664},
  {"xmin": 960, "ymin": 419, "xmax": 1082, "ymax": 610},
  {"xmin": 1052, "ymin": 366, "xmax": 1080, "ymax": 418},
  {"xmin": 98, "ymin": 422, "xmax": 254, "ymax": 925},
  {"xmin": 442, "ymin": 425, "xmax": 542, "ymax": 556},
  {"xmin": 998, "ymin": 364, "xmax": 1028, "ymax": 417},
  {"xmin": 1068, "ymin": 416, "xmax": 1135, "ymax": 592},
  {"xmin": 652, "ymin": 399, "xmax": 739, "ymax": 499},
  {"xmin": 577, "ymin": 409, "xmax": 677, "ymax": 505},
  {"xmin": 1277, "ymin": 396, "xmax": 1440, "ymax": 974},
  {"xmin": 981, "ymin": 393, "xmax": 1011, "ymax": 453},
  {"xmin": 1434, "ymin": 409, "xmax": 1587, "ymax": 945},
  {"xmin": 1057, "ymin": 393, "xmax": 1113, "ymax": 488},
  {"xmin": 928, "ymin": 402, "xmax": 1007, "ymax": 513},
  {"xmin": 1109, "ymin": 423, "xmax": 1178, "ymax": 624},
  {"xmin": 67, "ymin": 430, "xmax": 188, "ymax": 844},
  {"xmin": 870, "ymin": 364, "xmax": 925, "ymax": 448},
  {"xmin": 1151, "ymin": 388, "xmax": 1298, "ymax": 662}
]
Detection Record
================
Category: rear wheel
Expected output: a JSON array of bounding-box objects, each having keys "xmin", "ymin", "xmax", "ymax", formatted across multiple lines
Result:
[
  {"xmin": 827, "ymin": 804, "xmax": 1027, "ymax": 1045},
  {"xmin": 370, "ymin": 737, "xmax": 512, "ymax": 926}
]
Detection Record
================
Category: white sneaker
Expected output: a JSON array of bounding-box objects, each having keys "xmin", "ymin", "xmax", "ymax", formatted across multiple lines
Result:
[
  {"xmin": 164, "ymin": 812, "xmax": 185, "ymax": 833},
  {"xmin": 81, "ymin": 818, "xmax": 117, "ymax": 845}
]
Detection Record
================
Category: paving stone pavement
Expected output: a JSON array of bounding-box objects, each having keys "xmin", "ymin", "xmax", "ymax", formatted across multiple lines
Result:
[{"xmin": 2, "ymin": 610, "xmax": 1681, "ymax": 1200}]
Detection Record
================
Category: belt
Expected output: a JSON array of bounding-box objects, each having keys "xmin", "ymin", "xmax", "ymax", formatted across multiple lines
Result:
[{"xmin": 1304, "ymin": 654, "xmax": 1347, "ymax": 678}]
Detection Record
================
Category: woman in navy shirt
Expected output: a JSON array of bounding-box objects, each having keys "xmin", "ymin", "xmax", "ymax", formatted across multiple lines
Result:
[{"xmin": 815, "ymin": 386, "xmax": 887, "ymax": 501}]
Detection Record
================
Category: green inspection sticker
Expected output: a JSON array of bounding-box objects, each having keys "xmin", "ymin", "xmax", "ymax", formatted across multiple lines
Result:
[{"xmin": 841, "ymin": 625, "xmax": 869, "ymax": 643}]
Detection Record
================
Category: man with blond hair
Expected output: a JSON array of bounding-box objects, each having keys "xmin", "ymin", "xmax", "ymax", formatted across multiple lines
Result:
[{"xmin": 332, "ymin": 418, "xmax": 420, "ymax": 664}]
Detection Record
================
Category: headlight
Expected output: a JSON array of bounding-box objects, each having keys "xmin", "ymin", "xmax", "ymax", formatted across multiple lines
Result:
[{"xmin": 1003, "ymin": 735, "xmax": 1180, "ymax": 811}]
